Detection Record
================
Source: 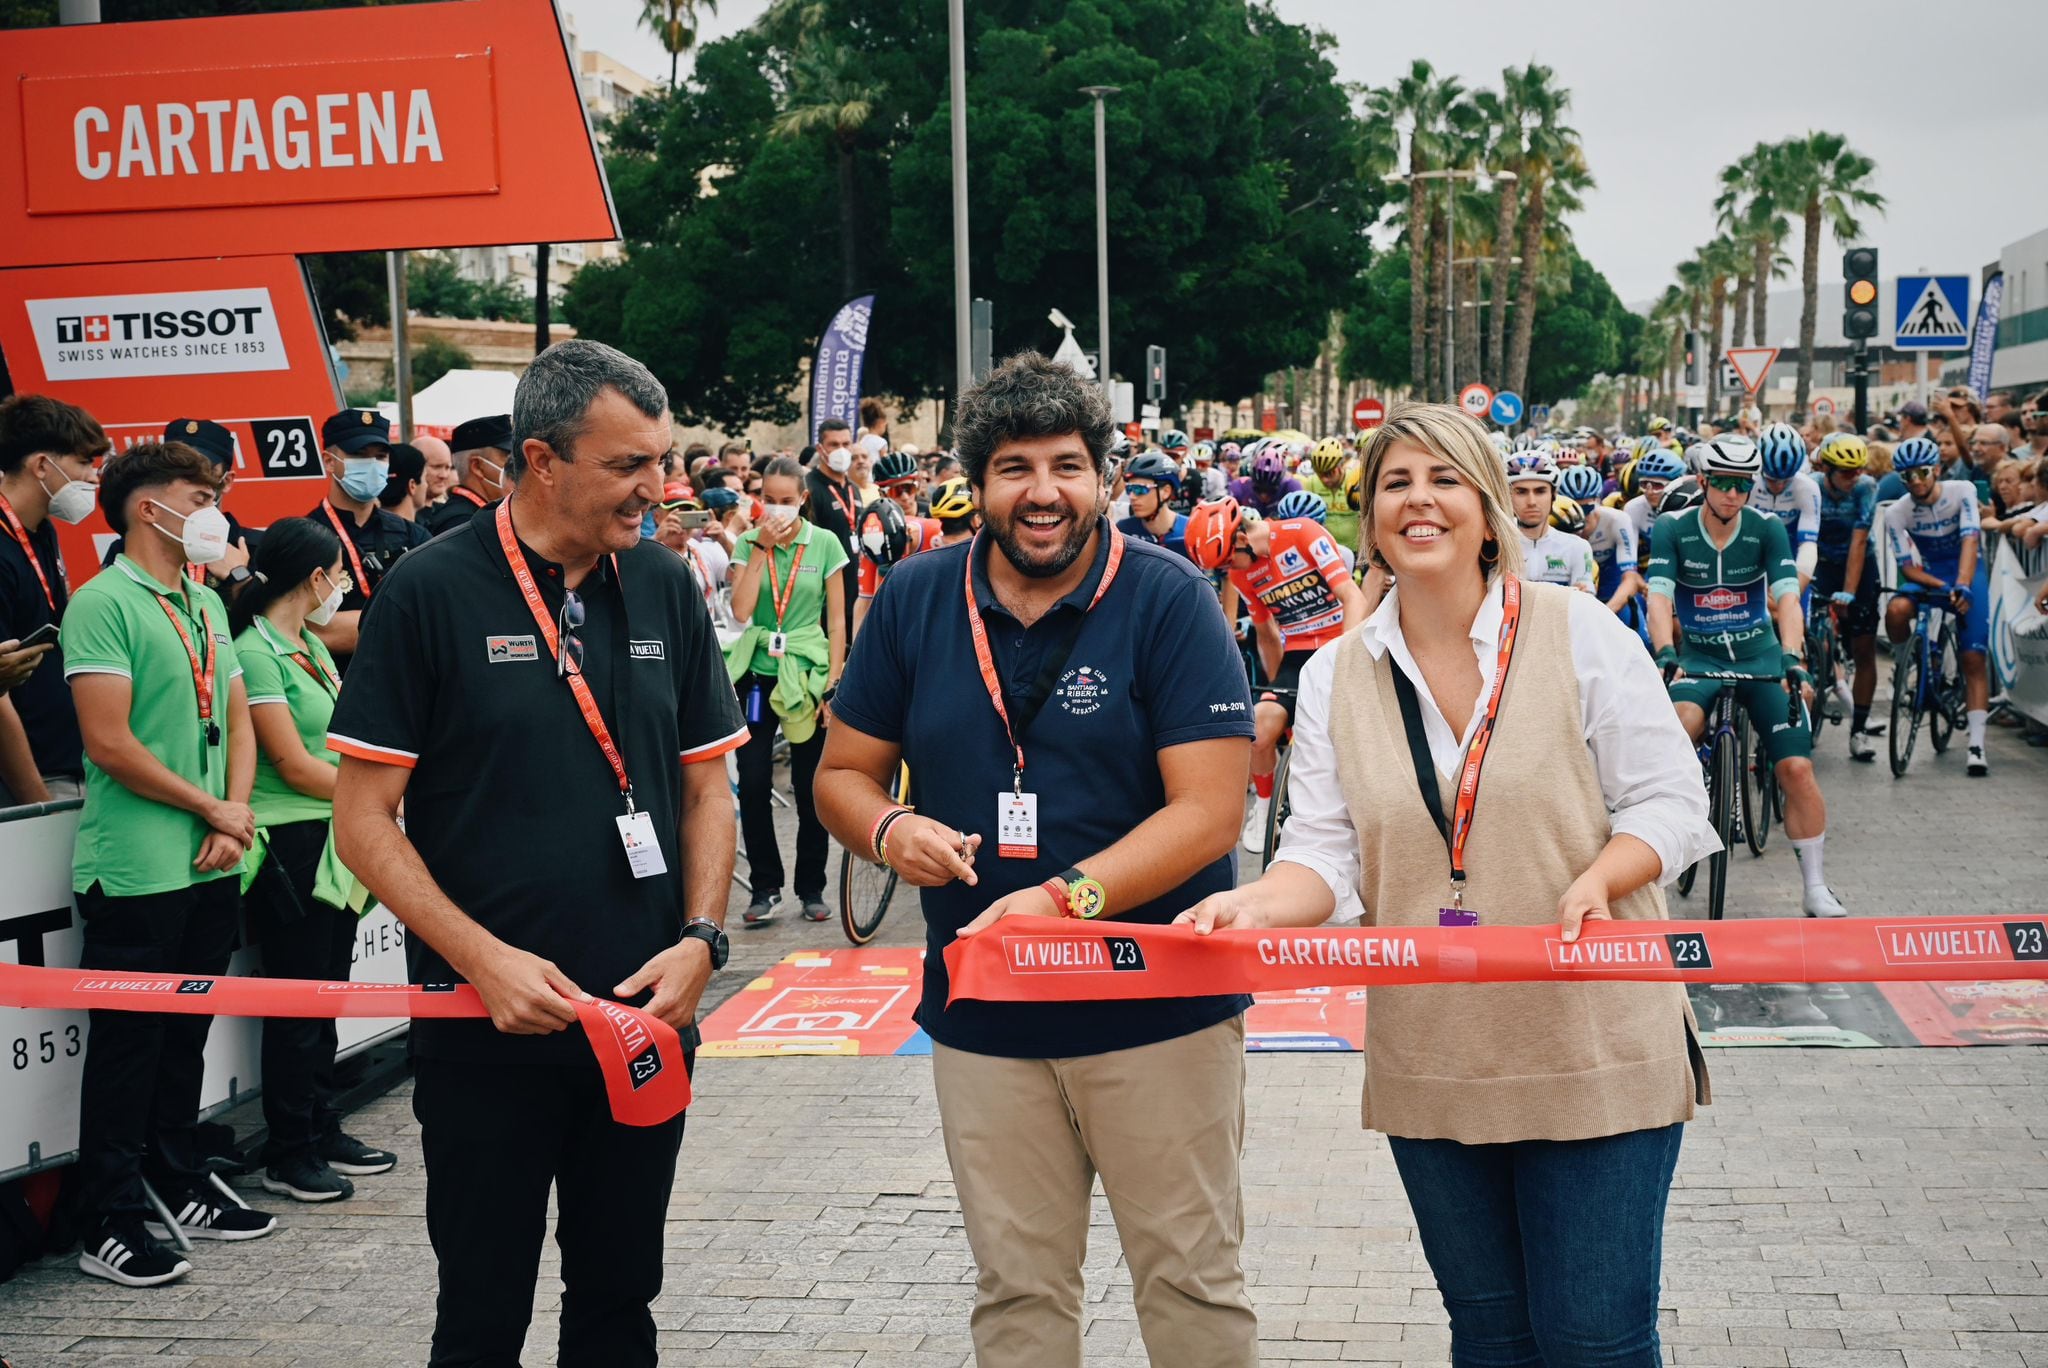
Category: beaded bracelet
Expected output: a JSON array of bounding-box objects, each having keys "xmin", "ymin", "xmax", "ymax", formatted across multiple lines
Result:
[{"xmin": 871, "ymin": 805, "xmax": 914, "ymax": 865}]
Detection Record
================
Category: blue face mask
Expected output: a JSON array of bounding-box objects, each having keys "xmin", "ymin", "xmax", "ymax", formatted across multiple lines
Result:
[
  {"xmin": 640, "ymin": 510, "xmax": 658, "ymax": 539},
  {"xmin": 338, "ymin": 457, "xmax": 388, "ymax": 503}
]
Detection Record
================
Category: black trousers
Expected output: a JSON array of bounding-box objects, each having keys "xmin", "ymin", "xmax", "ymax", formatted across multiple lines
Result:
[
  {"xmin": 733, "ymin": 673, "xmax": 827, "ymax": 901},
  {"xmin": 412, "ymin": 1053, "xmax": 690, "ymax": 1368},
  {"xmin": 74, "ymin": 876, "xmax": 239, "ymax": 1224},
  {"xmin": 245, "ymin": 819, "xmax": 356, "ymax": 1157}
]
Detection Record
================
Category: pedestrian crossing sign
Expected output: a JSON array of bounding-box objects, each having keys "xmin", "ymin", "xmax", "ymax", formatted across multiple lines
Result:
[{"xmin": 1893, "ymin": 275, "xmax": 1971, "ymax": 350}]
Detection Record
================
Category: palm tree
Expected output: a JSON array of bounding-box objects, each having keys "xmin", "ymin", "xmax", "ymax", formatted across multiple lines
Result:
[
  {"xmin": 769, "ymin": 38, "xmax": 885, "ymax": 300},
  {"xmin": 1504, "ymin": 67, "xmax": 1583, "ymax": 399},
  {"xmin": 1776, "ymin": 131, "xmax": 1886, "ymax": 414},
  {"xmin": 1468, "ymin": 79, "xmax": 1522, "ymax": 392},
  {"xmin": 638, "ymin": 0, "xmax": 717, "ymax": 90},
  {"xmin": 1716, "ymin": 141, "xmax": 1794, "ymax": 348},
  {"xmin": 1370, "ymin": 62, "xmax": 1462, "ymax": 396},
  {"xmin": 1651, "ymin": 285, "xmax": 1687, "ymax": 421},
  {"xmin": 1699, "ymin": 237, "xmax": 1743, "ymax": 417}
]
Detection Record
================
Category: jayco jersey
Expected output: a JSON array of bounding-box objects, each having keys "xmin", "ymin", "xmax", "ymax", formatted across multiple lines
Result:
[
  {"xmin": 1748, "ymin": 473, "xmax": 1821, "ymax": 549},
  {"xmin": 1581, "ymin": 508, "xmax": 1639, "ymax": 599},
  {"xmin": 1517, "ymin": 527, "xmax": 1597, "ymax": 594},
  {"xmin": 1883, "ymin": 480, "xmax": 1981, "ymax": 580},
  {"xmin": 1816, "ymin": 474, "xmax": 1876, "ymax": 564}
]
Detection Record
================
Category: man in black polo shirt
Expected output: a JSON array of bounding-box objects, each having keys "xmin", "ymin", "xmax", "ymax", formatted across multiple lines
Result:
[
  {"xmin": 306, "ymin": 409, "xmax": 430, "ymax": 668},
  {"xmin": 819, "ymin": 352, "xmax": 1260, "ymax": 1367},
  {"xmin": 422, "ymin": 413, "xmax": 512, "ymax": 538},
  {"xmin": 329, "ymin": 340, "xmax": 745, "ymax": 1366},
  {"xmin": 805, "ymin": 418, "xmax": 861, "ymax": 637},
  {"xmin": 0, "ymin": 394, "xmax": 108, "ymax": 805}
]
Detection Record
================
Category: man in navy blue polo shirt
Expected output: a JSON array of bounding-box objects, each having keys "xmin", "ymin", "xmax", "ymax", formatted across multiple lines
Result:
[{"xmin": 820, "ymin": 352, "xmax": 1259, "ymax": 1368}]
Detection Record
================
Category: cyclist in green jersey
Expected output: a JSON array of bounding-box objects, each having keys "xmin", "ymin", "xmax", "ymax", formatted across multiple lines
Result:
[{"xmin": 1644, "ymin": 437, "xmax": 1847, "ymax": 919}]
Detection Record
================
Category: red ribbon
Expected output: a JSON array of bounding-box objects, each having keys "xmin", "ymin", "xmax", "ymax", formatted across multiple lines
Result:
[
  {"xmin": 0, "ymin": 964, "xmax": 690, "ymax": 1127},
  {"xmin": 944, "ymin": 915, "xmax": 2048, "ymax": 1005}
]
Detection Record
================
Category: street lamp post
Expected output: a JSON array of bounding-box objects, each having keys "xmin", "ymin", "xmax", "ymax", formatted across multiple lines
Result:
[
  {"xmin": 1385, "ymin": 168, "xmax": 1515, "ymax": 402},
  {"xmin": 1081, "ymin": 85, "xmax": 1120, "ymax": 407},
  {"xmin": 948, "ymin": 0, "xmax": 972, "ymax": 399}
]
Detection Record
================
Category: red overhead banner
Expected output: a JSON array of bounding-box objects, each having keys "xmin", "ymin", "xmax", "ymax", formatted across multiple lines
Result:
[{"xmin": 0, "ymin": 0, "xmax": 617, "ymax": 267}]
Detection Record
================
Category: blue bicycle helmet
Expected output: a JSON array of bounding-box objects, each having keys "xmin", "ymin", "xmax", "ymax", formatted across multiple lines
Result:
[
  {"xmin": 1757, "ymin": 422, "xmax": 1808, "ymax": 481},
  {"xmin": 1275, "ymin": 489, "xmax": 1328, "ymax": 523},
  {"xmin": 1633, "ymin": 448, "xmax": 1687, "ymax": 485},
  {"xmin": 1892, "ymin": 435, "xmax": 1941, "ymax": 471},
  {"xmin": 1557, "ymin": 465, "xmax": 1605, "ymax": 504}
]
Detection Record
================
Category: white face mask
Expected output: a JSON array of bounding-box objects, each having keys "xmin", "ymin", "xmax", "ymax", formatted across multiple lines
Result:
[
  {"xmin": 762, "ymin": 503, "xmax": 801, "ymax": 530},
  {"xmin": 148, "ymin": 500, "xmax": 231, "ymax": 565},
  {"xmin": 473, "ymin": 453, "xmax": 507, "ymax": 492},
  {"xmin": 307, "ymin": 570, "xmax": 346, "ymax": 626},
  {"xmin": 824, "ymin": 448, "xmax": 852, "ymax": 475},
  {"xmin": 39, "ymin": 466, "xmax": 98, "ymax": 525}
]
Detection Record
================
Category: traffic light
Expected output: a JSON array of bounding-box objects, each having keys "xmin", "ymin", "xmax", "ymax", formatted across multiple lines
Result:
[
  {"xmin": 1843, "ymin": 247, "xmax": 1880, "ymax": 340},
  {"xmin": 1683, "ymin": 331, "xmax": 1700, "ymax": 386}
]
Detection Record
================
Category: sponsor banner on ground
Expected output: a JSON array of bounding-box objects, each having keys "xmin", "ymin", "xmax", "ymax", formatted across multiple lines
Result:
[{"xmin": 1990, "ymin": 536, "xmax": 2048, "ymax": 724}]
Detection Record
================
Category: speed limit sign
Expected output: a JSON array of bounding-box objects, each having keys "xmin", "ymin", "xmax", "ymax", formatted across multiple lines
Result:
[{"xmin": 1458, "ymin": 383, "xmax": 1495, "ymax": 419}]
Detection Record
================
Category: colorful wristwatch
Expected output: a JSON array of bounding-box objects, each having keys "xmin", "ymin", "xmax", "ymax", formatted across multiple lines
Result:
[{"xmin": 1053, "ymin": 866, "xmax": 1108, "ymax": 920}]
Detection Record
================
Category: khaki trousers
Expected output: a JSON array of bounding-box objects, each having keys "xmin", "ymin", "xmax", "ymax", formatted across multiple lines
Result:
[{"xmin": 931, "ymin": 1015, "xmax": 1258, "ymax": 1368}]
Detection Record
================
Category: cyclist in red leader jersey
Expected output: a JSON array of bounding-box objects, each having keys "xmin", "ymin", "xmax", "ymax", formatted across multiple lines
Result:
[
  {"xmin": 1186, "ymin": 496, "xmax": 1368, "ymax": 854},
  {"xmin": 854, "ymin": 453, "xmax": 942, "ymax": 637}
]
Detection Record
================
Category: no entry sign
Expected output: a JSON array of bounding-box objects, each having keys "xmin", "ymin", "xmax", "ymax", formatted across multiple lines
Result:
[{"xmin": 1352, "ymin": 397, "xmax": 1386, "ymax": 431}]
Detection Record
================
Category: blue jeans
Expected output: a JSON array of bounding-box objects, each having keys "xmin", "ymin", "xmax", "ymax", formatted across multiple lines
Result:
[{"xmin": 1388, "ymin": 1123, "xmax": 1683, "ymax": 1368}]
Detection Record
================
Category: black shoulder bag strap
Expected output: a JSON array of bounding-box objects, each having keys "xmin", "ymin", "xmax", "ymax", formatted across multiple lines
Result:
[{"xmin": 1388, "ymin": 664, "xmax": 1451, "ymax": 846}]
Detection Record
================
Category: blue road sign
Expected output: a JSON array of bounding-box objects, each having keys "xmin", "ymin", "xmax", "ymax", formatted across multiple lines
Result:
[
  {"xmin": 1490, "ymin": 391, "xmax": 1524, "ymax": 426},
  {"xmin": 1894, "ymin": 275, "xmax": 1971, "ymax": 350},
  {"xmin": 1531, "ymin": 403, "xmax": 1551, "ymax": 423}
]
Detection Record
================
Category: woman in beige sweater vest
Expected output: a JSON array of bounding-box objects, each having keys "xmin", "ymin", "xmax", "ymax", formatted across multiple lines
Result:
[{"xmin": 1181, "ymin": 405, "xmax": 1719, "ymax": 1367}]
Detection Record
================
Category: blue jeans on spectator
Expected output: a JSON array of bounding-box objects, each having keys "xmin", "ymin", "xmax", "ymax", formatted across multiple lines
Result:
[{"xmin": 1387, "ymin": 1122, "xmax": 1683, "ymax": 1368}]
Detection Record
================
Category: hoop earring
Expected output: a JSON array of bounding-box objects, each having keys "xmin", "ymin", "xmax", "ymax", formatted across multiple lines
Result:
[{"xmin": 1479, "ymin": 537, "xmax": 1499, "ymax": 572}]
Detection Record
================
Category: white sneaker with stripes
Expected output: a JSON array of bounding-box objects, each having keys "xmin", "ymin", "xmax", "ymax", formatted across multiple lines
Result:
[
  {"xmin": 145, "ymin": 1193, "xmax": 278, "ymax": 1242},
  {"xmin": 78, "ymin": 1225, "xmax": 191, "ymax": 1287}
]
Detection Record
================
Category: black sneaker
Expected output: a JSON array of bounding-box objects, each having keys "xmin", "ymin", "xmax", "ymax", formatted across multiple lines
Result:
[
  {"xmin": 262, "ymin": 1153, "xmax": 356, "ymax": 1202},
  {"xmin": 742, "ymin": 891, "xmax": 781, "ymax": 926},
  {"xmin": 147, "ymin": 1192, "xmax": 277, "ymax": 1242},
  {"xmin": 318, "ymin": 1131, "xmax": 397, "ymax": 1176},
  {"xmin": 800, "ymin": 899, "xmax": 832, "ymax": 922},
  {"xmin": 78, "ymin": 1223, "xmax": 191, "ymax": 1286}
]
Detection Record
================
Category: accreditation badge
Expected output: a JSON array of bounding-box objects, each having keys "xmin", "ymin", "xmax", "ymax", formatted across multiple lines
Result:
[
  {"xmin": 996, "ymin": 791, "xmax": 1039, "ymax": 860},
  {"xmin": 616, "ymin": 811, "xmax": 668, "ymax": 879}
]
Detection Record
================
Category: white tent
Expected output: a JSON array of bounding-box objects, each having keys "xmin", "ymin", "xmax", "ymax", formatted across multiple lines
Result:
[{"xmin": 380, "ymin": 369, "xmax": 518, "ymax": 439}]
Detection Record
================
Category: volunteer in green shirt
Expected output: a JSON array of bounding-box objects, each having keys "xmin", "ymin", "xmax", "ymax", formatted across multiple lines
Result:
[
  {"xmin": 230, "ymin": 517, "xmax": 397, "ymax": 1205},
  {"xmin": 726, "ymin": 456, "xmax": 847, "ymax": 926},
  {"xmin": 62, "ymin": 439, "xmax": 275, "ymax": 1287}
]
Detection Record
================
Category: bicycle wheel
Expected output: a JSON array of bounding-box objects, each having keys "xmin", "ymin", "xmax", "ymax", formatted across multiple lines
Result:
[
  {"xmin": 1748, "ymin": 714, "xmax": 1775, "ymax": 856},
  {"xmin": 1888, "ymin": 641, "xmax": 1922, "ymax": 778},
  {"xmin": 1736, "ymin": 711, "xmax": 1761, "ymax": 857},
  {"xmin": 839, "ymin": 765, "xmax": 909, "ymax": 946},
  {"xmin": 1929, "ymin": 621, "xmax": 1957, "ymax": 754},
  {"xmin": 1262, "ymin": 744, "xmax": 1294, "ymax": 869},
  {"xmin": 1706, "ymin": 728, "xmax": 1737, "ymax": 921},
  {"xmin": 1805, "ymin": 610, "xmax": 1838, "ymax": 724}
]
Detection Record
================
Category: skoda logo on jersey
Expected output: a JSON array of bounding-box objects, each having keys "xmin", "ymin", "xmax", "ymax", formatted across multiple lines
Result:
[
  {"xmin": 1057, "ymin": 666, "xmax": 1110, "ymax": 717},
  {"xmin": 1276, "ymin": 547, "xmax": 1307, "ymax": 574}
]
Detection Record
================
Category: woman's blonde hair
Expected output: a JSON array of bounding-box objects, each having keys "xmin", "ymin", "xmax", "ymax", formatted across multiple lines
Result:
[
  {"xmin": 1865, "ymin": 440, "xmax": 1894, "ymax": 477},
  {"xmin": 1358, "ymin": 403, "xmax": 1524, "ymax": 581}
]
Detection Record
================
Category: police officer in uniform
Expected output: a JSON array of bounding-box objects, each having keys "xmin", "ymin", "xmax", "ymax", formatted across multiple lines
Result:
[
  {"xmin": 423, "ymin": 414, "xmax": 513, "ymax": 538},
  {"xmin": 306, "ymin": 410, "xmax": 429, "ymax": 669}
]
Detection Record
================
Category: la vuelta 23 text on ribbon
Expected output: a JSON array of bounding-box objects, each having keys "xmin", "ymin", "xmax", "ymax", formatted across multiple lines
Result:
[
  {"xmin": 943, "ymin": 915, "xmax": 2048, "ymax": 1004},
  {"xmin": 0, "ymin": 965, "xmax": 690, "ymax": 1126}
]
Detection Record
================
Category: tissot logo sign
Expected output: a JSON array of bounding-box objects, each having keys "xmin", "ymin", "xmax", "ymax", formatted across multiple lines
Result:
[
  {"xmin": 20, "ymin": 55, "xmax": 500, "ymax": 215},
  {"xmin": 26, "ymin": 288, "xmax": 288, "ymax": 380}
]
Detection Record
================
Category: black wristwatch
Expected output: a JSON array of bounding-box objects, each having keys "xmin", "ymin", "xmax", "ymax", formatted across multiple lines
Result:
[
  {"xmin": 222, "ymin": 565, "xmax": 253, "ymax": 589},
  {"xmin": 680, "ymin": 918, "xmax": 729, "ymax": 971}
]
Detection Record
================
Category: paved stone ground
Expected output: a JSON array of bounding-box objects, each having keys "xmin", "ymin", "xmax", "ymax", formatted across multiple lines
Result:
[{"xmin": 3, "ymin": 715, "xmax": 2044, "ymax": 1367}]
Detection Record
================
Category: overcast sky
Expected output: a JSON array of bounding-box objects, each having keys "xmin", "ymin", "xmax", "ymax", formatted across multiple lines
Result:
[{"xmin": 567, "ymin": 0, "xmax": 2048, "ymax": 309}]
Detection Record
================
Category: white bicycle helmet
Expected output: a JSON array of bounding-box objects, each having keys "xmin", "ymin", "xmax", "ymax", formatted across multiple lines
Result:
[{"xmin": 1699, "ymin": 435, "xmax": 1761, "ymax": 478}]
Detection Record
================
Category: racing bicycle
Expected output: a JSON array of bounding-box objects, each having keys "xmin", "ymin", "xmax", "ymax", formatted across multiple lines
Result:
[
  {"xmin": 837, "ymin": 761, "xmax": 911, "ymax": 945},
  {"xmin": 1887, "ymin": 590, "xmax": 1968, "ymax": 778},
  {"xmin": 1673, "ymin": 672, "xmax": 1803, "ymax": 921}
]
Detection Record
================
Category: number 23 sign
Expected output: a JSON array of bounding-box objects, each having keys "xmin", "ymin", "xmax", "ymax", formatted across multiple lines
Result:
[{"xmin": 0, "ymin": 253, "xmax": 342, "ymax": 585}]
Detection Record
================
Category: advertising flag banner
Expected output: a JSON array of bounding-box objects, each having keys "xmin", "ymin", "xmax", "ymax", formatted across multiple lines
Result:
[
  {"xmin": 1968, "ymin": 272, "xmax": 2004, "ymax": 402},
  {"xmin": 809, "ymin": 295, "xmax": 875, "ymax": 447},
  {"xmin": 1990, "ymin": 535, "xmax": 2048, "ymax": 725}
]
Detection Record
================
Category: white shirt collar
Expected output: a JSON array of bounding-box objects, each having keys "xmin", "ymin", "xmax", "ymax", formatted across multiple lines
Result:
[{"xmin": 1359, "ymin": 575, "xmax": 1505, "ymax": 662}]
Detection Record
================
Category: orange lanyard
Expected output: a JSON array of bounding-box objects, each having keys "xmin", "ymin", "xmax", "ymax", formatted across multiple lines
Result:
[
  {"xmin": 764, "ymin": 537, "xmax": 807, "ymax": 629},
  {"xmin": 320, "ymin": 500, "xmax": 372, "ymax": 600},
  {"xmin": 148, "ymin": 584, "xmax": 220, "ymax": 747},
  {"xmin": 821, "ymin": 478, "xmax": 858, "ymax": 530},
  {"xmin": 962, "ymin": 524, "xmax": 1125, "ymax": 787},
  {"xmin": 0, "ymin": 494, "xmax": 56, "ymax": 614},
  {"xmin": 1444, "ymin": 576, "xmax": 1522, "ymax": 900},
  {"xmin": 495, "ymin": 499, "xmax": 635, "ymax": 811},
  {"xmin": 451, "ymin": 487, "xmax": 487, "ymax": 508}
]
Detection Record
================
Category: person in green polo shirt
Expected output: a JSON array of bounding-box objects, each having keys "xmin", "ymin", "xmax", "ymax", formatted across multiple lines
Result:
[
  {"xmin": 726, "ymin": 455, "xmax": 847, "ymax": 926},
  {"xmin": 229, "ymin": 517, "xmax": 397, "ymax": 1206},
  {"xmin": 61, "ymin": 439, "xmax": 276, "ymax": 1287}
]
